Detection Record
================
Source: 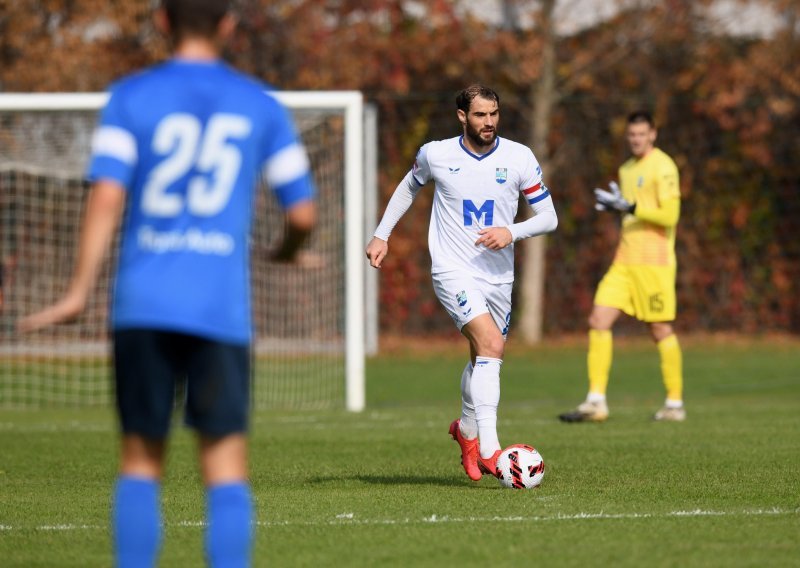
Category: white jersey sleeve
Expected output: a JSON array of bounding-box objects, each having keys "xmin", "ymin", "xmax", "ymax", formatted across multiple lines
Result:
[
  {"xmin": 508, "ymin": 155, "xmax": 558, "ymax": 241},
  {"xmin": 371, "ymin": 144, "xmax": 432, "ymax": 241},
  {"xmin": 410, "ymin": 143, "xmax": 434, "ymax": 185},
  {"xmin": 372, "ymin": 170, "xmax": 422, "ymax": 241}
]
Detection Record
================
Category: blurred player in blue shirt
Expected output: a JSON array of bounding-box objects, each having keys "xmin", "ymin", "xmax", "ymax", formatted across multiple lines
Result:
[{"xmin": 19, "ymin": 1, "xmax": 317, "ymax": 566}]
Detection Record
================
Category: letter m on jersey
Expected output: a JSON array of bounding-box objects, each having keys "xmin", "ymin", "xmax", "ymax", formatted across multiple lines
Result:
[{"xmin": 463, "ymin": 199, "xmax": 495, "ymax": 226}]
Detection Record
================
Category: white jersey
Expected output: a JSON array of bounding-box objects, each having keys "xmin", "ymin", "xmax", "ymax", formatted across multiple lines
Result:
[{"xmin": 412, "ymin": 135, "xmax": 546, "ymax": 283}]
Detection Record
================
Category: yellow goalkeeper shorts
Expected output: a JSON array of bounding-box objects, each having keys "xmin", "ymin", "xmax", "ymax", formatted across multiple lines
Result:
[{"xmin": 594, "ymin": 263, "xmax": 676, "ymax": 322}]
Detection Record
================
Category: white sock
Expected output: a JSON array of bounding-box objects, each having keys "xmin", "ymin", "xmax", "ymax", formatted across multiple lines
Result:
[
  {"xmin": 459, "ymin": 362, "xmax": 478, "ymax": 439},
  {"xmin": 665, "ymin": 398, "xmax": 683, "ymax": 409},
  {"xmin": 587, "ymin": 392, "xmax": 606, "ymax": 404},
  {"xmin": 471, "ymin": 356, "xmax": 502, "ymax": 458}
]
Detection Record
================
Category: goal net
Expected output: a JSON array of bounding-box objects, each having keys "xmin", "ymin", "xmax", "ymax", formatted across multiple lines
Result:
[{"xmin": 0, "ymin": 92, "xmax": 365, "ymax": 411}]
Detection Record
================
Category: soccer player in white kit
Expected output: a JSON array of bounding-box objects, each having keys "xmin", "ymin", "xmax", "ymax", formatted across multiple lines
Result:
[{"xmin": 366, "ymin": 85, "xmax": 558, "ymax": 480}]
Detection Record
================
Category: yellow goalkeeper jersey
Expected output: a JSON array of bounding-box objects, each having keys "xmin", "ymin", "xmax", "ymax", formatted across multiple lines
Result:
[{"xmin": 614, "ymin": 147, "xmax": 680, "ymax": 267}]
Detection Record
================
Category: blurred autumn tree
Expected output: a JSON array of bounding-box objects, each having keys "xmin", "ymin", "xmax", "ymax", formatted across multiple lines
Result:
[{"xmin": 1, "ymin": 0, "xmax": 797, "ymax": 336}]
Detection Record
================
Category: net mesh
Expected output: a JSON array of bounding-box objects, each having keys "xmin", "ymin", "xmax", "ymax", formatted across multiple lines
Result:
[{"xmin": 0, "ymin": 104, "xmax": 346, "ymax": 409}]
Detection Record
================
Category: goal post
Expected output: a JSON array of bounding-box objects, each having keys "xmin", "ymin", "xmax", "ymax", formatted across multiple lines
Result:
[{"xmin": 0, "ymin": 91, "xmax": 367, "ymax": 412}]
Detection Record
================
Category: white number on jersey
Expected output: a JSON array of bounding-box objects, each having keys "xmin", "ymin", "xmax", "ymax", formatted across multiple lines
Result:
[{"xmin": 142, "ymin": 113, "xmax": 252, "ymax": 217}]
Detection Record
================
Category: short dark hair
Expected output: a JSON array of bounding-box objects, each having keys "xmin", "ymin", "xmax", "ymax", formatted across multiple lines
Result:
[
  {"xmin": 161, "ymin": 0, "xmax": 233, "ymax": 39},
  {"xmin": 627, "ymin": 110, "xmax": 655, "ymax": 128},
  {"xmin": 456, "ymin": 85, "xmax": 500, "ymax": 114}
]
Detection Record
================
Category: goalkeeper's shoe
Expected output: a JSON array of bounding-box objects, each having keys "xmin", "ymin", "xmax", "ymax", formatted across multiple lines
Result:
[
  {"xmin": 477, "ymin": 449, "xmax": 503, "ymax": 479},
  {"xmin": 558, "ymin": 400, "xmax": 609, "ymax": 423},
  {"xmin": 653, "ymin": 406, "xmax": 686, "ymax": 422},
  {"xmin": 449, "ymin": 420, "xmax": 482, "ymax": 481}
]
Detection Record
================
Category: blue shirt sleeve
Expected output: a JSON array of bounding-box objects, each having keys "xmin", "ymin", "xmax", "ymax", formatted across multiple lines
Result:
[
  {"xmin": 259, "ymin": 94, "xmax": 316, "ymax": 208},
  {"xmin": 86, "ymin": 86, "xmax": 138, "ymax": 189}
]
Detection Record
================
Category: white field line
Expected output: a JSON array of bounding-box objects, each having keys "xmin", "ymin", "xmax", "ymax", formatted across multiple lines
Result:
[{"xmin": 0, "ymin": 507, "xmax": 796, "ymax": 532}]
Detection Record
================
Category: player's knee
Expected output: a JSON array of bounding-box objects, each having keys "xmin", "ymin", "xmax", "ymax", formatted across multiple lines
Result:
[
  {"xmin": 588, "ymin": 306, "xmax": 617, "ymax": 331},
  {"xmin": 588, "ymin": 312, "xmax": 606, "ymax": 330},
  {"xmin": 476, "ymin": 334, "xmax": 505, "ymax": 359},
  {"xmin": 650, "ymin": 322, "xmax": 673, "ymax": 342}
]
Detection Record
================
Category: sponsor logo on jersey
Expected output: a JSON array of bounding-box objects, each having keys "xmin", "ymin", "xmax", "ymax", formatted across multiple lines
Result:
[
  {"xmin": 448, "ymin": 167, "xmax": 461, "ymax": 174},
  {"xmin": 637, "ymin": 175, "xmax": 644, "ymax": 187},
  {"xmin": 495, "ymin": 168, "xmax": 508, "ymax": 184},
  {"xmin": 463, "ymin": 199, "xmax": 495, "ymax": 226},
  {"xmin": 137, "ymin": 226, "xmax": 234, "ymax": 256}
]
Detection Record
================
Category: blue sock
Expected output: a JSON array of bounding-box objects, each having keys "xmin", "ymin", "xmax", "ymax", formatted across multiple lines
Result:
[
  {"xmin": 206, "ymin": 482, "xmax": 253, "ymax": 568},
  {"xmin": 113, "ymin": 476, "xmax": 161, "ymax": 568}
]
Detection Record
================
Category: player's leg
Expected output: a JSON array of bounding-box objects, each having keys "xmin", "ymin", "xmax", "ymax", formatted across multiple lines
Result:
[
  {"xmin": 447, "ymin": 358, "xmax": 483, "ymax": 480},
  {"xmin": 461, "ymin": 277, "xmax": 512, "ymax": 474},
  {"xmin": 185, "ymin": 337, "xmax": 253, "ymax": 568},
  {"xmin": 458, "ymin": 358, "xmax": 477, "ymax": 438},
  {"xmin": 650, "ymin": 321, "xmax": 685, "ymax": 421},
  {"xmin": 112, "ymin": 329, "xmax": 180, "ymax": 568},
  {"xmin": 433, "ymin": 275, "xmax": 506, "ymax": 479},
  {"xmin": 461, "ymin": 313, "xmax": 505, "ymax": 475},
  {"xmin": 560, "ymin": 265, "xmax": 632, "ymax": 422},
  {"xmin": 587, "ymin": 304, "xmax": 622, "ymax": 402},
  {"xmin": 198, "ymin": 434, "xmax": 252, "ymax": 567},
  {"xmin": 433, "ymin": 276, "xmax": 482, "ymax": 479},
  {"xmin": 629, "ymin": 265, "xmax": 685, "ymax": 421}
]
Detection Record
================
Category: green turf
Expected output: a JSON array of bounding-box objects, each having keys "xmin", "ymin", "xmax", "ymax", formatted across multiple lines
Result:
[{"xmin": 1, "ymin": 339, "xmax": 798, "ymax": 567}]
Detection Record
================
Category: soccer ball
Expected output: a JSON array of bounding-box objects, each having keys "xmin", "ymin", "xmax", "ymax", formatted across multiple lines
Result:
[{"xmin": 496, "ymin": 444, "xmax": 545, "ymax": 489}]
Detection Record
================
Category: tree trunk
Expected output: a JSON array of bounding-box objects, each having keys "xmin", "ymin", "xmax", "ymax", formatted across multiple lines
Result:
[{"xmin": 518, "ymin": 0, "xmax": 556, "ymax": 344}]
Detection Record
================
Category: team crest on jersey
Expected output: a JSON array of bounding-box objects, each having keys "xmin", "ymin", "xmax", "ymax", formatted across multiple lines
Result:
[
  {"xmin": 456, "ymin": 290, "xmax": 468, "ymax": 307},
  {"xmin": 637, "ymin": 175, "xmax": 644, "ymax": 188},
  {"xmin": 495, "ymin": 168, "xmax": 508, "ymax": 184}
]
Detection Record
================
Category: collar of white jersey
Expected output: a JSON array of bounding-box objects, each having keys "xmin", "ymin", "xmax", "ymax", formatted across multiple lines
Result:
[{"xmin": 458, "ymin": 136, "xmax": 500, "ymax": 161}]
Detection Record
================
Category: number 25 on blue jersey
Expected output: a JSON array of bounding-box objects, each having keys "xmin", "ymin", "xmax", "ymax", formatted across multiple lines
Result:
[
  {"xmin": 463, "ymin": 199, "xmax": 494, "ymax": 226},
  {"xmin": 142, "ymin": 113, "xmax": 251, "ymax": 217}
]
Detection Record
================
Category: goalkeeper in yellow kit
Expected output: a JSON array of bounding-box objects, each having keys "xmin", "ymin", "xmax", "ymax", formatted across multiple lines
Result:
[{"xmin": 560, "ymin": 111, "xmax": 685, "ymax": 422}]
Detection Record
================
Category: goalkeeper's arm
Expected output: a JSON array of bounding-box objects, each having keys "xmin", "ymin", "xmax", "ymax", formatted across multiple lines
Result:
[
  {"xmin": 595, "ymin": 181, "xmax": 679, "ymax": 227},
  {"xmin": 632, "ymin": 198, "xmax": 680, "ymax": 228}
]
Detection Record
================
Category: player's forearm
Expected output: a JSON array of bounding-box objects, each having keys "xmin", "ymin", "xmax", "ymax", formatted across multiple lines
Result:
[
  {"xmin": 373, "ymin": 171, "xmax": 420, "ymax": 241},
  {"xmin": 508, "ymin": 195, "xmax": 558, "ymax": 241},
  {"xmin": 273, "ymin": 200, "xmax": 317, "ymax": 261},
  {"xmin": 69, "ymin": 182, "xmax": 126, "ymax": 300},
  {"xmin": 632, "ymin": 198, "xmax": 680, "ymax": 228}
]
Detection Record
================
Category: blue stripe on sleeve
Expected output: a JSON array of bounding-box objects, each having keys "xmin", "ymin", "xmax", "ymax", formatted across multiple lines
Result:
[
  {"xmin": 273, "ymin": 174, "xmax": 316, "ymax": 208},
  {"xmin": 527, "ymin": 189, "xmax": 551, "ymax": 205}
]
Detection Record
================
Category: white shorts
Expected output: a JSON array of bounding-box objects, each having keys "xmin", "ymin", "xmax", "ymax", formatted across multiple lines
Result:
[{"xmin": 432, "ymin": 272, "xmax": 513, "ymax": 337}]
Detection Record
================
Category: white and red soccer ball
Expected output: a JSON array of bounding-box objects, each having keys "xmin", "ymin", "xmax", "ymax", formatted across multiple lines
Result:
[{"xmin": 496, "ymin": 444, "xmax": 545, "ymax": 489}]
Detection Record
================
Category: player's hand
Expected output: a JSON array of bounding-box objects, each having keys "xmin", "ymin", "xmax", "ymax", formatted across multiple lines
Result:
[
  {"xmin": 365, "ymin": 237, "xmax": 388, "ymax": 269},
  {"xmin": 594, "ymin": 181, "xmax": 635, "ymax": 213},
  {"xmin": 17, "ymin": 291, "xmax": 87, "ymax": 333},
  {"xmin": 475, "ymin": 227, "xmax": 513, "ymax": 250}
]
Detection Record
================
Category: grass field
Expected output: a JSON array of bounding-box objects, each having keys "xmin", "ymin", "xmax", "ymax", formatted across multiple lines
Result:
[{"xmin": 1, "ymin": 337, "xmax": 798, "ymax": 567}]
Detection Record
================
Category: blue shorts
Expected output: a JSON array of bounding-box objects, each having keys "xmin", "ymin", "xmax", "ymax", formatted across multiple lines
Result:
[{"xmin": 113, "ymin": 329, "xmax": 250, "ymax": 439}]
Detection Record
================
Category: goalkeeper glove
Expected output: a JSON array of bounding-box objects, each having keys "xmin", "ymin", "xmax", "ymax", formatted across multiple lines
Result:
[{"xmin": 594, "ymin": 181, "xmax": 635, "ymax": 213}]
